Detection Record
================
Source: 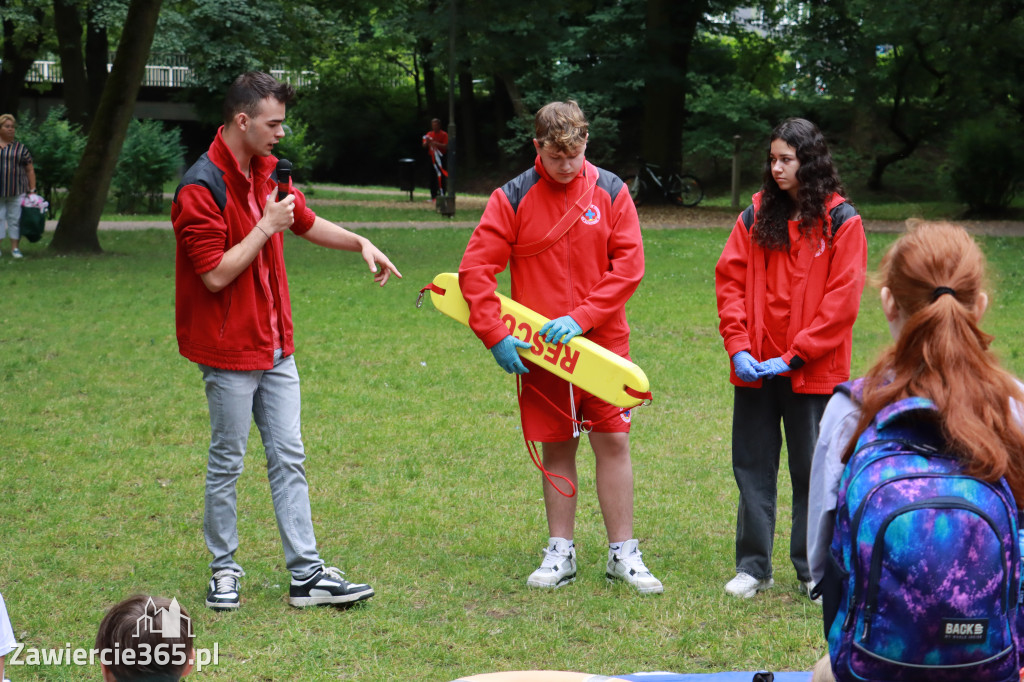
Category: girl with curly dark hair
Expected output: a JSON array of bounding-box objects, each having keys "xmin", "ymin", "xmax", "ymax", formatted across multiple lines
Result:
[
  {"xmin": 715, "ymin": 118, "xmax": 867, "ymax": 602},
  {"xmin": 754, "ymin": 118, "xmax": 846, "ymax": 251}
]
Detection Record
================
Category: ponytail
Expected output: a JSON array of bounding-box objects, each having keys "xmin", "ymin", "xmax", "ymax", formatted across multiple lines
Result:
[{"xmin": 843, "ymin": 222, "xmax": 1024, "ymax": 500}]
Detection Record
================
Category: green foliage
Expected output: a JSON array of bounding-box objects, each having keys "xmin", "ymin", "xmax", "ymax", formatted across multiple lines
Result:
[
  {"xmin": 788, "ymin": 0, "xmax": 1024, "ymax": 187},
  {"xmin": 15, "ymin": 106, "xmax": 87, "ymax": 219},
  {"xmin": 7, "ymin": 0, "xmax": 1023, "ymax": 203},
  {"xmin": 274, "ymin": 118, "xmax": 322, "ymax": 183},
  {"xmin": 683, "ymin": 28, "xmax": 793, "ymax": 184},
  {"xmin": 486, "ymin": 0, "xmax": 646, "ymax": 169},
  {"xmin": 154, "ymin": 1, "xmax": 341, "ymax": 122},
  {"xmin": 294, "ymin": 40, "xmax": 421, "ymax": 184},
  {"xmin": 112, "ymin": 119, "xmax": 184, "ymax": 214},
  {"xmin": 945, "ymin": 114, "xmax": 1024, "ymax": 215}
]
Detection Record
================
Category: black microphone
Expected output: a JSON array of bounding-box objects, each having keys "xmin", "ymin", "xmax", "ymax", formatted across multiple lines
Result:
[{"xmin": 276, "ymin": 159, "xmax": 292, "ymax": 201}]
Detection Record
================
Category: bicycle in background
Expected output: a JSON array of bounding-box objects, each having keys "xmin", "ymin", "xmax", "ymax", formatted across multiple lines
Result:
[{"xmin": 623, "ymin": 158, "xmax": 703, "ymax": 207}]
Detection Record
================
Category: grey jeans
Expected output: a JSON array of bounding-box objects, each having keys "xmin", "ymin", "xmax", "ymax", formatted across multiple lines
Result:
[
  {"xmin": 199, "ymin": 351, "xmax": 322, "ymax": 578},
  {"xmin": 731, "ymin": 378, "xmax": 828, "ymax": 582}
]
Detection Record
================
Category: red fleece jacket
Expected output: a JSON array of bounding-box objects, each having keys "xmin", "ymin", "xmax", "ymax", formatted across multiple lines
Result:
[
  {"xmin": 715, "ymin": 191, "xmax": 867, "ymax": 394},
  {"xmin": 172, "ymin": 128, "xmax": 316, "ymax": 370},
  {"xmin": 459, "ymin": 156, "xmax": 644, "ymax": 354}
]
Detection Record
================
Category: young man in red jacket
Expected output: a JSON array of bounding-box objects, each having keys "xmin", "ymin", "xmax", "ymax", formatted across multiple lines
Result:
[
  {"xmin": 173, "ymin": 71, "xmax": 401, "ymax": 611},
  {"xmin": 459, "ymin": 101, "xmax": 662, "ymax": 594}
]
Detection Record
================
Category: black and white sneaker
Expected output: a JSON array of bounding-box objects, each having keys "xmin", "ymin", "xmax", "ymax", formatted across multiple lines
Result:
[
  {"xmin": 206, "ymin": 569, "xmax": 242, "ymax": 611},
  {"xmin": 288, "ymin": 566, "xmax": 374, "ymax": 607}
]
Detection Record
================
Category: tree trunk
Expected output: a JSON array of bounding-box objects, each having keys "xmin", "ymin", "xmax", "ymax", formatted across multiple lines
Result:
[
  {"xmin": 868, "ymin": 75, "xmax": 919, "ymax": 191},
  {"xmin": 85, "ymin": 4, "xmax": 110, "ymax": 120},
  {"xmin": 497, "ymin": 73, "xmax": 527, "ymax": 119},
  {"xmin": 457, "ymin": 66, "xmax": 477, "ymax": 169},
  {"xmin": 0, "ymin": 9, "xmax": 46, "ymax": 116},
  {"xmin": 868, "ymin": 138, "xmax": 919, "ymax": 190},
  {"xmin": 641, "ymin": 0, "xmax": 706, "ymax": 170},
  {"xmin": 50, "ymin": 0, "xmax": 163, "ymax": 254},
  {"xmin": 412, "ymin": 49, "xmax": 423, "ymax": 118},
  {"xmin": 418, "ymin": 38, "xmax": 439, "ymax": 118},
  {"xmin": 53, "ymin": 0, "xmax": 90, "ymax": 129}
]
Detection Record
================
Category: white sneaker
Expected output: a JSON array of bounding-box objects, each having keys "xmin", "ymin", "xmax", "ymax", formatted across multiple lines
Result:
[
  {"xmin": 606, "ymin": 539, "xmax": 663, "ymax": 594},
  {"xmin": 11, "ymin": 248, "xmax": 22, "ymax": 258},
  {"xmin": 801, "ymin": 579, "xmax": 823, "ymax": 605},
  {"xmin": 724, "ymin": 572, "xmax": 773, "ymax": 598},
  {"xmin": 527, "ymin": 538, "xmax": 576, "ymax": 588}
]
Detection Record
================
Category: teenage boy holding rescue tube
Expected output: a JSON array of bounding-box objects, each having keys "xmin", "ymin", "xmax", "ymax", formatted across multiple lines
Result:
[{"xmin": 458, "ymin": 100, "xmax": 662, "ymax": 594}]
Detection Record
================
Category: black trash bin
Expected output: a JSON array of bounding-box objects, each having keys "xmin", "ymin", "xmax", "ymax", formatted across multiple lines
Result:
[{"xmin": 398, "ymin": 158, "xmax": 416, "ymax": 201}]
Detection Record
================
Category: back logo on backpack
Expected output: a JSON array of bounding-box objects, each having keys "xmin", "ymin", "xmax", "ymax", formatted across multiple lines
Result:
[{"xmin": 942, "ymin": 619, "xmax": 988, "ymax": 643}]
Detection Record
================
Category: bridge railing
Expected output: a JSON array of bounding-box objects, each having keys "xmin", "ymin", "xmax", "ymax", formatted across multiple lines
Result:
[{"xmin": 24, "ymin": 54, "xmax": 315, "ymax": 89}]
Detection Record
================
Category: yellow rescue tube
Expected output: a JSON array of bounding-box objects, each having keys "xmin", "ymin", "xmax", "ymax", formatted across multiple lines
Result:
[
  {"xmin": 421, "ymin": 272, "xmax": 650, "ymax": 409},
  {"xmin": 452, "ymin": 672, "xmax": 632, "ymax": 682}
]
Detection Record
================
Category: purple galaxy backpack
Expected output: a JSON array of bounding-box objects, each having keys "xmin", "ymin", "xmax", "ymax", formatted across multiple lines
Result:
[{"xmin": 828, "ymin": 379, "xmax": 1023, "ymax": 681}]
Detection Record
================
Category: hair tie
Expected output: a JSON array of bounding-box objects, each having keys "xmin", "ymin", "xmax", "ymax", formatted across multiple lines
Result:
[{"xmin": 932, "ymin": 286, "xmax": 956, "ymax": 301}]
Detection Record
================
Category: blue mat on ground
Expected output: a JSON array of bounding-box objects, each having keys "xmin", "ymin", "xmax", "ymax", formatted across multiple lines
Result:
[{"xmin": 620, "ymin": 673, "xmax": 810, "ymax": 682}]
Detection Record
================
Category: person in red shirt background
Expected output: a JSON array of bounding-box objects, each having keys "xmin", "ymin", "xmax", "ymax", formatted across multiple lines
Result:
[
  {"xmin": 715, "ymin": 117, "xmax": 866, "ymax": 602},
  {"xmin": 422, "ymin": 117, "xmax": 448, "ymax": 200},
  {"xmin": 459, "ymin": 100, "xmax": 662, "ymax": 594}
]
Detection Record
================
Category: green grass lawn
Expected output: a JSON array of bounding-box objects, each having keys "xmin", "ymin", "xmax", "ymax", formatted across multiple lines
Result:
[{"xmin": 3, "ymin": 224, "xmax": 1024, "ymax": 681}]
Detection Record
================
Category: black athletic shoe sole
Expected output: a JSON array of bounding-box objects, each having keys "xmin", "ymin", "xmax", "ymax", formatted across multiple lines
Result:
[
  {"xmin": 205, "ymin": 598, "xmax": 240, "ymax": 611},
  {"xmin": 288, "ymin": 586, "xmax": 375, "ymax": 608}
]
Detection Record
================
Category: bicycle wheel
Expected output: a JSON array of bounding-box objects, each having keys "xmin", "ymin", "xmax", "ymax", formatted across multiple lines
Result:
[
  {"xmin": 668, "ymin": 174, "xmax": 704, "ymax": 207},
  {"xmin": 623, "ymin": 175, "xmax": 646, "ymax": 206}
]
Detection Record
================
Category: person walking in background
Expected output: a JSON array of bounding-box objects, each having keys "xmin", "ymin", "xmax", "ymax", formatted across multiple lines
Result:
[
  {"xmin": 422, "ymin": 117, "xmax": 448, "ymax": 200},
  {"xmin": 715, "ymin": 117, "xmax": 866, "ymax": 601},
  {"xmin": 459, "ymin": 100, "xmax": 662, "ymax": 594},
  {"xmin": 0, "ymin": 114, "xmax": 37, "ymax": 259},
  {"xmin": 173, "ymin": 71, "xmax": 401, "ymax": 611}
]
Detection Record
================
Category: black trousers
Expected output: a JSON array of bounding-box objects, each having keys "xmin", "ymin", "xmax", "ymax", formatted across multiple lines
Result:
[{"xmin": 731, "ymin": 377, "xmax": 829, "ymax": 582}]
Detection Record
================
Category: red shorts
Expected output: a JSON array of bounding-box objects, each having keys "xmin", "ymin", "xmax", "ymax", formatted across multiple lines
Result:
[{"xmin": 518, "ymin": 356, "xmax": 634, "ymax": 442}]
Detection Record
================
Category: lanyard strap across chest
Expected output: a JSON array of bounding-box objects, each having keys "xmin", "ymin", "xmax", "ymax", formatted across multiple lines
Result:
[{"xmin": 511, "ymin": 168, "xmax": 598, "ymax": 258}]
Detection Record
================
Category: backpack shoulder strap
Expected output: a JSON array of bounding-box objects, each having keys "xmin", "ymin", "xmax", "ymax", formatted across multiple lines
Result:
[
  {"xmin": 833, "ymin": 377, "xmax": 864, "ymax": 403},
  {"xmin": 827, "ymin": 201, "xmax": 858, "ymax": 239},
  {"xmin": 742, "ymin": 198, "xmax": 855, "ymax": 242},
  {"xmin": 836, "ymin": 379, "xmax": 939, "ymax": 429},
  {"xmin": 740, "ymin": 204, "xmax": 756, "ymax": 231}
]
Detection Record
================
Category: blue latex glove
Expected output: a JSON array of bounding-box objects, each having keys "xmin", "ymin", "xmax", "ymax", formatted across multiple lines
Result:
[
  {"xmin": 489, "ymin": 335, "xmax": 532, "ymax": 374},
  {"xmin": 754, "ymin": 356, "xmax": 790, "ymax": 379},
  {"xmin": 539, "ymin": 315, "xmax": 582, "ymax": 345},
  {"xmin": 731, "ymin": 351, "xmax": 759, "ymax": 383}
]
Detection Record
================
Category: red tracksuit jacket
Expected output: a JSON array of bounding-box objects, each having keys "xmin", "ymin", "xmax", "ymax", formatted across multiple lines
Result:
[
  {"xmin": 172, "ymin": 128, "xmax": 316, "ymax": 370},
  {"xmin": 459, "ymin": 156, "xmax": 644, "ymax": 356},
  {"xmin": 715, "ymin": 191, "xmax": 867, "ymax": 394}
]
